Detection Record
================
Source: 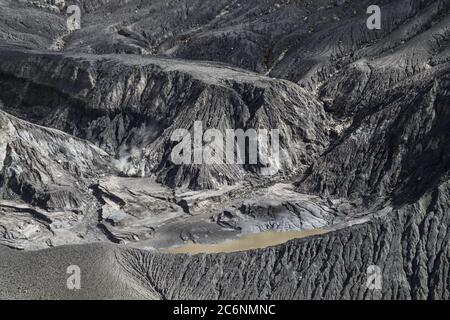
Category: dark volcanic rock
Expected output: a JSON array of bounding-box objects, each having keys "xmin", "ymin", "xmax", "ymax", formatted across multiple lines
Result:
[
  {"xmin": 297, "ymin": 63, "xmax": 450, "ymax": 206},
  {"xmin": 0, "ymin": 179, "xmax": 449, "ymax": 300},
  {"xmin": 0, "ymin": 0, "xmax": 449, "ymax": 300},
  {"xmin": 0, "ymin": 50, "xmax": 332, "ymax": 189}
]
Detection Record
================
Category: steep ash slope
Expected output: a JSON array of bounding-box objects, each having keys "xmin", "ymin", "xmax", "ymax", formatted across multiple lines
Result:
[
  {"xmin": 297, "ymin": 63, "xmax": 450, "ymax": 205},
  {"xmin": 0, "ymin": 50, "xmax": 333, "ymax": 189},
  {"xmin": 0, "ymin": 0, "xmax": 66, "ymax": 51},
  {"xmin": 3, "ymin": 0, "xmax": 446, "ymax": 201},
  {"xmin": 0, "ymin": 109, "xmax": 111, "ymax": 211},
  {"xmin": 0, "ymin": 108, "xmax": 115, "ymax": 250},
  {"xmin": 0, "ymin": 0, "xmax": 449, "ymax": 300}
]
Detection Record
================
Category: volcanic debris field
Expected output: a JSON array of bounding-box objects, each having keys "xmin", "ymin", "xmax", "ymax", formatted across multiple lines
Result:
[{"xmin": 0, "ymin": 0, "xmax": 449, "ymax": 300}]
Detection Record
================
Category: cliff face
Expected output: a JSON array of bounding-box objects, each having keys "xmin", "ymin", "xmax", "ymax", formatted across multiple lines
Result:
[
  {"xmin": 0, "ymin": 0, "xmax": 449, "ymax": 300},
  {"xmin": 0, "ymin": 109, "xmax": 110, "ymax": 209},
  {"xmin": 117, "ymin": 181, "xmax": 450, "ymax": 300}
]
